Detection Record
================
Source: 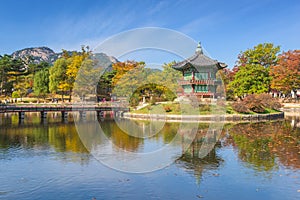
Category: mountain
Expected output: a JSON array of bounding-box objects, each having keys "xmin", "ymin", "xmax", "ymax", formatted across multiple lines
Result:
[
  {"xmin": 12, "ymin": 47, "xmax": 59, "ymax": 64},
  {"xmin": 11, "ymin": 47, "xmax": 119, "ymax": 69},
  {"xmin": 92, "ymin": 52, "xmax": 119, "ymax": 72}
]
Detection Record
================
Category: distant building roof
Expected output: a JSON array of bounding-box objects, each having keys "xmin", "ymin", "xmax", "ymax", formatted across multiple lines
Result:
[{"xmin": 172, "ymin": 42, "xmax": 227, "ymax": 70}]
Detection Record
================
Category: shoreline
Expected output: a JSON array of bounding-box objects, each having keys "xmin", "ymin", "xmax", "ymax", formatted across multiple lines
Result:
[{"xmin": 122, "ymin": 112, "xmax": 285, "ymax": 122}]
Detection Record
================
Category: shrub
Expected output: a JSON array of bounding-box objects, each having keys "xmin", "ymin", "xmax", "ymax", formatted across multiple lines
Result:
[
  {"xmin": 149, "ymin": 98, "xmax": 156, "ymax": 105},
  {"xmin": 11, "ymin": 91, "xmax": 20, "ymax": 98},
  {"xmin": 129, "ymin": 94, "xmax": 139, "ymax": 107},
  {"xmin": 27, "ymin": 93, "xmax": 35, "ymax": 98},
  {"xmin": 232, "ymin": 101, "xmax": 250, "ymax": 113},
  {"xmin": 146, "ymin": 105, "xmax": 152, "ymax": 110},
  {"xmin": 163, "ymin": 105, "xmax": 172, "ymax": 112},
  {"xmin": 199, "ymin": 104, "xmax": 211, "ymax": 112},
  {"xmin": 231, "ymin": 93, "xmax": 282, "ymax": 113},
  {"xmin": 243, "ymin": 94, "xmax": 266, "ymax": 113},
  {"xmin": 256, "ymin": 93, "xmax": 282, "ymax": 110}
]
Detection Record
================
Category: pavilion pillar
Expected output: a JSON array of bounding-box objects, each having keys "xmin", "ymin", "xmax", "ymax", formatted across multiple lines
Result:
[
  {"xmin": 61, "ymin": 111, "xmax": 68, "ymax": 122},
  {"xmin": 97, "ymin": 111, "xmax": 105, "ymax": 118},
  {"xmin": 79, "ymin": 111, "xmax": 86, "ymax": 120},
  {"xmin": 40, "ymin": 111, "xmax": 47, "ymax": 119},
  {"xmin": 18, "ymin": 112, "xmax": 25, "ymax": 120}
]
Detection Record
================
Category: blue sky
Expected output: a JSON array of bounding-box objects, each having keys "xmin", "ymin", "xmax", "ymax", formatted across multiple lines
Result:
[{"xmin": 0, "ymin": 0, "xmax": 299, "ymax": 68}]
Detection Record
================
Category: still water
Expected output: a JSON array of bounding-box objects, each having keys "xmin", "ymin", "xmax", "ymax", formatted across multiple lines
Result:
[{"xmin": 0, "ymin": 113, "xmax": 299, "ymax": 200}]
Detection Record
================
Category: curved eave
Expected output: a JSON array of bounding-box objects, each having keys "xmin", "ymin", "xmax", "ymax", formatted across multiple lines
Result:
[
  {"xmin": 172, "ymin": 53, "xmax": 227, "ymax": 71},
  {"xmin": 217, "ymin": 62, "xmax": 228, "ymax": 70}
]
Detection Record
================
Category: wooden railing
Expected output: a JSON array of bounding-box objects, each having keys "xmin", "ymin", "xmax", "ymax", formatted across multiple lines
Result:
[{"xmin": 178, "ymin": 79, "xmax": 219, "ymax": 85}]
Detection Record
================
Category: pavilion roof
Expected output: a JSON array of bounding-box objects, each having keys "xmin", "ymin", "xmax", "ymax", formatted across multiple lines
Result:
[{"xmin": 172, "ymin": 42, "xmax": 227, "ymax": 70}]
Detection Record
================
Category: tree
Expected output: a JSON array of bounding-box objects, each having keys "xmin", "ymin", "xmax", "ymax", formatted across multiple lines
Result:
[
  {"xmin": 0, "ymin": 55, "xmax": 12, "ymax": 95},
  {"xmin": 147, "ymin": 62, "xmax": 182, "ymax": 101},
  {"xmin": 228, "ymin": 64, "xmax": 271, "ymax": 98},
  {"xmin": 49, "ymin": 58, "xmax": 68, "ymax": 101},
  {"xmin": 113, "ymin": 61, "xmax": 182, "ymax": 103},
  {"xmin": 33, "ymin": 68, "xmax": 49, "ymax": 99},
  {"xmin": 237, "ymin": 43, "xmax": 280, "ymax": 68},
  {"xmin": 112, "ymin": 61, "xmax": 145, "ymax": 86},
  {"xmin": 229, "ymin": 43, "xmax": 281, "ymax": 98},
  {"xmin": 97, "ymin": 70, "xmax": 116, "ymax": 99},
  {"xmin": 0, "ymin": 55, "xmax": 25, "ymax": 96},
  {"xmin": 113, "ymin": 64, "xmax": 147, "ymax": 97},
  {"xmin": 73, "ymin": 58, "xmax": 101, "ymax": 100},
  {"xmin": 49, "ymin": 46, "xmax": 90, "ymax": 102},
  {"xmin": 65, "ymin": 47, "xmax": 90, "ymax": 101},
  {"xmin": 217, "ymin": 68, "xmax": 234, "ymax": 100},
  {"xmin": 270, "ymin": 50, "xmax": 300, "ymax": 94}
]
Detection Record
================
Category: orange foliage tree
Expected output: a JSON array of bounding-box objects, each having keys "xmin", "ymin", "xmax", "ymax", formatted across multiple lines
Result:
[{"xmin": 270, "ymin": 50, "xmax": 300, "ymax": 93}]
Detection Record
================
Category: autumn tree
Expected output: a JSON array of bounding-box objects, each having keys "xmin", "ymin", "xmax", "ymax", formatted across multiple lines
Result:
[
  {"xmin": 112, "ymin": 61, "xmax": 145, "ymax": 86},
  {"xmin": 270, "ymin": 50, "xmax": 300, "ymax": 94},
  {"xmin": 73, "ymin": 58, "xmax": 101, "ymax": 100},
  {"xmin": 65, "ymin": 46, "xmax": 90, "ymax": 101},
  {"xmin": 49, "ymin": 46, "xmax": 90, "ymax": 102},
  {"xmin": 147, "ymin": 62, "xmax": 181, "ymax": 101},
  {"xmin": 113, "ymin": 64, "xmax": 148, "ymax": 97}
]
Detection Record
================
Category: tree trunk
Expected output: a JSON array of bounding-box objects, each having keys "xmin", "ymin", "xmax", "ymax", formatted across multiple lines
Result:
[
  {"xmin": 69, "ymin": 89, "xmax": 72, "ymax": 102},
  {"xmin": 61, "ymin": 91, "xmax": 64, "ymax": 102}
]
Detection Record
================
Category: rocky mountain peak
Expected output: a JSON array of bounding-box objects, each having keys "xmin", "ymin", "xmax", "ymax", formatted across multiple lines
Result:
[{"xmin": 12, "ymin": 47, "xmax": 58, "ymax": 64}]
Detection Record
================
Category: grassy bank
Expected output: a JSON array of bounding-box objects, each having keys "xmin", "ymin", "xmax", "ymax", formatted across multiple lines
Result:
[{"xmin": 131, "ymin": 102, "xmax": 281, "ymax": 115}]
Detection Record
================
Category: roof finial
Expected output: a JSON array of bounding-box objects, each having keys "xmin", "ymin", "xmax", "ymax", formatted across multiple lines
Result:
[{"xmin": 196, "ymin": 42, "xmax": 203, "ymax": 54}]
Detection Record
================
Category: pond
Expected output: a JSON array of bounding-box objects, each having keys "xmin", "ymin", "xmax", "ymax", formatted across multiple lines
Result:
[{"xmin": 0, "ymin": 113, "xmax": 299, "ymax": 200}]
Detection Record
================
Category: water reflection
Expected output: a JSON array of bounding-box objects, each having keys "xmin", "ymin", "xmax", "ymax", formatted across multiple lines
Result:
[
  {"xmin": 225, "ymin": 121, "xmax": 300, "ymax": 170},
  {"xmin": 0, "ymin": 113, "xmax": 299, "ymax": 173}
]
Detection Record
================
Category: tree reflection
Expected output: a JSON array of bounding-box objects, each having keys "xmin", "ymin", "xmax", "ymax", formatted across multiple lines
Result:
[
  {"xmin": 1, "ymin": 114, "xmax": 299, "ymax": 172},
  {"xmin": 0, "ymin": 120, "xmax": 90, "ymax": 164},
  {"xmin": 226, "ymin": 121, "xmax": 300, "ymax": 170}
]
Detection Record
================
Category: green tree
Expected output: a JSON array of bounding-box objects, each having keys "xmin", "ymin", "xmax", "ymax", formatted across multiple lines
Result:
[
  {"xmin": 229, "ymin": 43, "xmax": 280, "ymax": 98},
  {"xmin": 97, "ymin": 70, "xmax": 116, "ymax": 99},
  {"xmin": 49, "ymin": 58, "xmax": 68, "ymax": 101},
  {"xmin": 0, "ymin": 55, "xmax": 12, "ymax": 95},
  {"xmin": 33, "ymin": 68, "xmax": 49, "ymax": 99},
  {"xmin": 237, "ymin": 43, "xmax": 280, "ymax": 68},
  {"xmin": 228, "ymin": 64, "xmax": 271, "ymax": 98},
  {"xmin": 0, "ymin": 55, "xmax": 25, "ymax": 96},
  {"xmin": 159, "ymin": 62, "xmax": 182, "ymax": 100}
]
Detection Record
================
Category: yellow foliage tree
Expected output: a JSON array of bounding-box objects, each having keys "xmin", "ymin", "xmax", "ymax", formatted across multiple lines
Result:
[{"xmin": 112, "ymin": 61, "xmax": 145, "ymax": 86}]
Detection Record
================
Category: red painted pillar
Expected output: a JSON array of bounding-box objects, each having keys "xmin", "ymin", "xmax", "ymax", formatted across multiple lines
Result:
[{"xmin": 192, "ymin": 71, "xmax": 195, "ymax": 81}]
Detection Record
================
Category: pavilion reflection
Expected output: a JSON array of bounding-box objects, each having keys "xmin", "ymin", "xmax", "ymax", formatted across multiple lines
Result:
[{"xmin": 175, "ymin": 125, "xmax": 224, "ymax": 183}]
